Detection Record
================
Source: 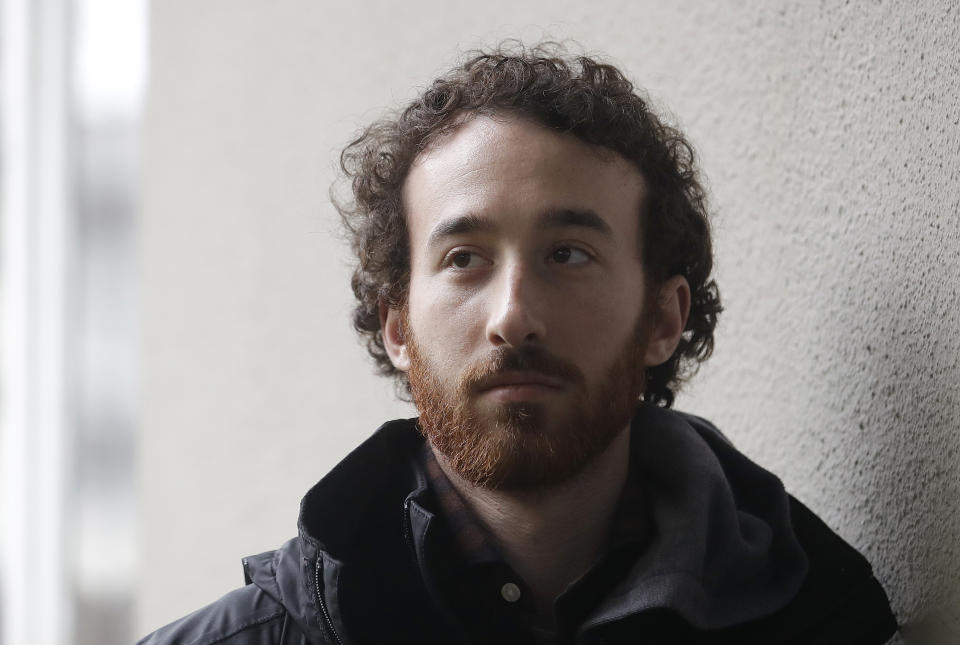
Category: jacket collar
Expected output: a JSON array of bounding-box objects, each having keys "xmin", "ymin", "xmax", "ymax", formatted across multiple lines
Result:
[
  {"xmin": 294, "ymin": 419, "xmax": 431, "ymax": 644},
  {"xmin": 255, "ymin": 409, "xmax": 809, "ymax": 641}
]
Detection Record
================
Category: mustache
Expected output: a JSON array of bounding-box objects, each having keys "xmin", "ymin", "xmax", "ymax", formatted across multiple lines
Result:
[{"xmin": 460, "ymin": 345, "xmax": 584, "ymax": 393}]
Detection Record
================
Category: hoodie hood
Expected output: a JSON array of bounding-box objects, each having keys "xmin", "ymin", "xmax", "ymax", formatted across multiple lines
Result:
[{"xmin": 583, "ymin": 405, "xmax": 808, "ymax": 632}]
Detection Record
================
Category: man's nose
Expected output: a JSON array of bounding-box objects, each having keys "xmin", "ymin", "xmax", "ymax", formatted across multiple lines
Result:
[{"xmin": 485, "ymin": 263, "xmax": 547, "ymax": 347}]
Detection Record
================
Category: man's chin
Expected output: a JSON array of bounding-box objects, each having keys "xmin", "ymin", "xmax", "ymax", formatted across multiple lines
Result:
[
  {"xmin": 431, "ymin": 409, "xmax": 613, "ymax": 491},
  {"xmin": 481, "ymin": 400, "xmax": 546, "ymax": 432}
]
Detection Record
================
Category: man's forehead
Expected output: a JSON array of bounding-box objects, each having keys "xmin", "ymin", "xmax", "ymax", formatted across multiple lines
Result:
[
  {"xmin": 411, "ymin": 112, "xmax": 617, "ymax": 174},
  {"xmin": 402, "ymin": 113, "xmax": 647, "ymax": 244}
]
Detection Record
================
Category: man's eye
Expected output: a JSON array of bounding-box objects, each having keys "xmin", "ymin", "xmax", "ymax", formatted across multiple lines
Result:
[
  {"xmin": 449, "ymin": 251, "xmax": 485, "ymax": 268},
  {"xmin": 551, "ymin": 246, "xmax": 590, "ymax": 265}
]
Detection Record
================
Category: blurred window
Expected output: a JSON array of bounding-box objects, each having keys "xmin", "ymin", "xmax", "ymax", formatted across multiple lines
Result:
[{"xmin": 0, "ymin": 1, "xmax": 145, "ymax": 644}]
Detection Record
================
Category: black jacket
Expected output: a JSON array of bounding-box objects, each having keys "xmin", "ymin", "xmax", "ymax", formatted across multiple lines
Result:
[{"xmin": 139, "ymin": 408, "xmax": 898, "ymax": 645}]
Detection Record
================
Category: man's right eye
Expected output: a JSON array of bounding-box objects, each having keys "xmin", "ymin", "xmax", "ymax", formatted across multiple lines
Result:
[{"xmin": 448, "ymin": 251, "xmax": 485, "ymax": 269}]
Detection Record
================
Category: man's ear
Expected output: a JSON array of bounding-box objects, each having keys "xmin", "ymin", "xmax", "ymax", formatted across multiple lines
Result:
[
  {"xmin": 379, "ymin": 300, "xmax": 411, "ymax": 372},
  {"xmin": 643, "ymin": 275, "xmax": 692, "ymax": 367}
]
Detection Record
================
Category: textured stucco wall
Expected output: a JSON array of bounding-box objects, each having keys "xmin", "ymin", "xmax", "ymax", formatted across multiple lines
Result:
[{"xmin": 139, "ymin": 1, "xmax": 960, "ymax": 641}]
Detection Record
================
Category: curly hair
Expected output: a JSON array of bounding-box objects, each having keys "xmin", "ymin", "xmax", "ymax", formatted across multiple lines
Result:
[{"xmin": 336, "ymin": 43, "xmax": 721, "ymax": 408}]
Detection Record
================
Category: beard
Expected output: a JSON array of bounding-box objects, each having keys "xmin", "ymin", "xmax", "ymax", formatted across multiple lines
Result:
[{"xmin": 405, "ymin": 316, "xmax": 649, "ymax": 491}]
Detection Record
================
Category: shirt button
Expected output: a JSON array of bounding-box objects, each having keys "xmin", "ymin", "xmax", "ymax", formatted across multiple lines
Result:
[{"xmin": 500, "ymin": 582, "xmax": 522, "ymax": 603}]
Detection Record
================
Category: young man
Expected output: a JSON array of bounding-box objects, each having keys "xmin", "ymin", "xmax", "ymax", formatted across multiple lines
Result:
[{"xmin": 140, "ymin": 45, "xmax": 897, "ymax": 644}]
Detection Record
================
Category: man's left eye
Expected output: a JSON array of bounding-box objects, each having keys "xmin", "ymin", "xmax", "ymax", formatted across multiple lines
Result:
[{"xmin": 551, "ymin": 246, "xmax": 590, "ymax": 265}]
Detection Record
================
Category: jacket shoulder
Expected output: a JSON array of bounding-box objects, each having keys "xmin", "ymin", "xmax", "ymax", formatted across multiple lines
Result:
[
  {"xmin": 137, "ymin": 584, "xmax": 290, "ymax": 645},
  {"xmin": 780, "ymin": 496, "xmax": 898, "ymax": 643},
  {"xmin": 709, "ymin": 496, "xmax": 897, "ymax": 644}
]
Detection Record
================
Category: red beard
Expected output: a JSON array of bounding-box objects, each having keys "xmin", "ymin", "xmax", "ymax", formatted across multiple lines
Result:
[{"xmin": 406, "ymin": 316, "xmax": 648, "ymax": 491}]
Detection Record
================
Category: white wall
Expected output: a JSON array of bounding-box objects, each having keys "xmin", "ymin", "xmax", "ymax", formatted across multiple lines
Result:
[{"xmin": 139, "ymin": 1, "xmax": 960, "ymax": 641}]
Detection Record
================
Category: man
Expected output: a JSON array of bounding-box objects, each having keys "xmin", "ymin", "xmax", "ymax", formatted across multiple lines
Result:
[{"xmin": 140, "ymin": 45, "xmax": 897, "ymax": 644}]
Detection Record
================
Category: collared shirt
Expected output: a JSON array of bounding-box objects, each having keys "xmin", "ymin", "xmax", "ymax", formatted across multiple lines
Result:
[{"xmin": 417, "ymin": 443, "xmax": 651, "ymax": 645}]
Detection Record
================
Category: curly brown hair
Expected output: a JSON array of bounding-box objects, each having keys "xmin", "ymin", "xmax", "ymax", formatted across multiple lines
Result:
[{"xmin": 336, "ymin": 43, "xmax": 721, "ymax": 407}]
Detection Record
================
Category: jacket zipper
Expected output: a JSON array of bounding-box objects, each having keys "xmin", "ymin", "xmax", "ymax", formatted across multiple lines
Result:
[
  {"xmin": 402, "ymin": 499, "xmax": 412, "ymax": 547},
  {"xmin": 314, "ymin": 556, "xmax": 344, "ymax": 645}
]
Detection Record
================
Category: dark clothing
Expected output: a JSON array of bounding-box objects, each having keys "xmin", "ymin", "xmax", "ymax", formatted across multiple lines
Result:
[
  {"xmin": 138, "ymin": 406, "xmax": 898, "ymax": 645},
  {"xmin": 416, "ymin": 443, "xmax": 652, "ymax": 643}
]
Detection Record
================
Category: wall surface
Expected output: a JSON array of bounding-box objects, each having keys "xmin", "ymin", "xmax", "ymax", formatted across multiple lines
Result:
[{"xmin": 139, "ymin": 1, "xmax": 960, "ymax": 641}]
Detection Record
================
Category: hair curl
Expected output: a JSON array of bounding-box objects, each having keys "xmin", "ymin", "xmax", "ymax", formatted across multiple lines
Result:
[{"xmin": 336, "ymin": 42, "xmax": 721, "ymax": 407}]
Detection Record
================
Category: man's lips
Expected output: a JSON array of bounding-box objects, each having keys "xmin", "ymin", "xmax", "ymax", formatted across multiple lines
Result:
[{"xmin": 475, "ymin": 370, "xmax": 566, "ymax": 397}]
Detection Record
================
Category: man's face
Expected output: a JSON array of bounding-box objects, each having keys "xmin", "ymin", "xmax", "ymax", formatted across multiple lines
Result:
[{"xmin": 385, "ymin": 114, "xmax": 661, "ymax": 490}]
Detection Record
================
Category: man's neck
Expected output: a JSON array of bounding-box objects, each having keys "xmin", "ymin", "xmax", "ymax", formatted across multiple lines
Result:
[{"xmin": 431, "ymin": 426, "xmax": 632, "ymax": 619}]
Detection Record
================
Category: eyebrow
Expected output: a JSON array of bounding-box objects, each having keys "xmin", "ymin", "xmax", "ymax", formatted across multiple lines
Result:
[
  {"xmin": 426, "ymin": 208, "xmax": 612, "ymax": 249},
  {"xmin": 426, "ymin": 213, "xmax": 494, "ymax": 248}
]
